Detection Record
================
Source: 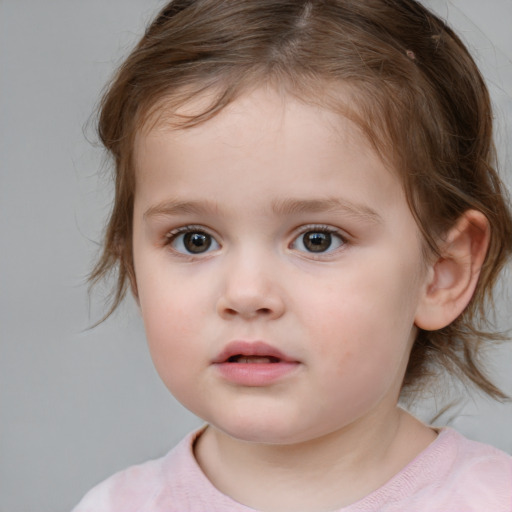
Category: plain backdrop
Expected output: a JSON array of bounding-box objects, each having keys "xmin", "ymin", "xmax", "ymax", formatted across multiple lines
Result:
[{"xmin": 0, "ymin": 1, "xmax": 511, "ymax": 511}]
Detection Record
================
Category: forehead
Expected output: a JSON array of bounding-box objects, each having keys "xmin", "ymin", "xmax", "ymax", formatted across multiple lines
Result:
[
  {"xmin": 134, "ymin": 84, "xmax": 394, "ymax": 177},
  {"xmin": 136, "ymin": 79, "xmax": 395, "ymax": 163},
  {"xmin": 133, "ymin": 87, "xmax": 408, "ymax": 223}
]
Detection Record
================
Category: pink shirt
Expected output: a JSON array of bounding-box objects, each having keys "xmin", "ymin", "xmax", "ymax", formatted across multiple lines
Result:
[{"xmin": 73, "ymin": 427, "xmax": 512, "ymax": 511}]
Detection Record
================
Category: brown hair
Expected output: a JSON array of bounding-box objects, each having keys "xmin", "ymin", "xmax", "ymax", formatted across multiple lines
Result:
[{"xmin": 91, "ymin": 0, "xmax": 512, "ymax": 400}]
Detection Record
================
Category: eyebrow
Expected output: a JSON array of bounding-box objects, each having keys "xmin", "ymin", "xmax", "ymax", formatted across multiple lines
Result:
[
  {"xmin": 144, "ymin": 199, "xmax": 221, "ymax": 219},
  {"xmin": 270, "ymin": 198, "xmax": 382, "ymax": 224},
  {"xmin": 143, "ymin": 197, "xmax": 382, "ymax": 224}
]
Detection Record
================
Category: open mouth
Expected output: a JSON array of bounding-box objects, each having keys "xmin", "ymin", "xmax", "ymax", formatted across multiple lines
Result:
[
  {"xmin": 213, "ymin": 342, "xmax": 300, "ymax": 385},
  {"xmin": 227, "ymin": 355, "xmax": 281, "ymax": 364},
  {"xmin": 213, "ymin": 341, "xmax": 294, "ymax": 364}
]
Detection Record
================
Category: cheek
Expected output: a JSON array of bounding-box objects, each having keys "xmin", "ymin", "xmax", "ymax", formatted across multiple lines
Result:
[
  {"xmin": 300, "ymin": 262, "xmax": 419, "ymax": 371},
  {"xmin": 143, "ymin": 309, "xmax": 204, "ymax": 409},
  {"xmin": 138, "ymin": 266, "xmax": 208, "ymax": 332},
  {"xmin": 137, "ymin": 278, "xmax": 204, "ymax": 377}
]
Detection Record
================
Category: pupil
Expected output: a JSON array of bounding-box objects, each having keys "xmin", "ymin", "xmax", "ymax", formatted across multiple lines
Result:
[
  {"xmin": 184, "ymin": 232, "xmax": 211, "ymax": 253},
  {"xmin": 304, "ymin": 232, "xmax": 331, "ymax": 252}
]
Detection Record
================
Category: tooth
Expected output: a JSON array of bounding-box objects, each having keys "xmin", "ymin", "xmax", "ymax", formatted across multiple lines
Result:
[{"xmin": 237, "ymin": 356, "xmax": 272, "ymax": 363}]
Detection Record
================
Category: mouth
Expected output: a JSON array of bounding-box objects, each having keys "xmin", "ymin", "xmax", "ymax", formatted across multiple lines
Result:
[
  {"xmin": 212, "ymin": 341, "xmax": 300, "ymax": 386},
  {"xmin": 227, "ymin": 355, "xmax": 281, "ymax": 364},
  {"xmin": 213, "ymin": 341, "xmax": 296, "ymax": 364}
]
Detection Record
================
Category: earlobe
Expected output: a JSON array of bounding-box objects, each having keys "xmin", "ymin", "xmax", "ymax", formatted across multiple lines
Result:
[{"xmin": 414, "ymin": 210, "xmax": 490, "ymax": 331}]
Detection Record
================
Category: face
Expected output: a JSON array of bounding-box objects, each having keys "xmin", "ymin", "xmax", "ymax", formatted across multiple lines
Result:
[{"xmin": 132, "ymin": 87, "xmax": 430, "ymax": 445}]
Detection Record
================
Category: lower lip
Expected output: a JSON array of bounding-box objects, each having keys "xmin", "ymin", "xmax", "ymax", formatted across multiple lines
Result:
[{"xmin": 213, "ymin": 361, "xmax": 300, "ymax": 386}]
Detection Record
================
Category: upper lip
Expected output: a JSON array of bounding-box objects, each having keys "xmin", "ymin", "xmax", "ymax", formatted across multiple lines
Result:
[{"xmin": 212, "ymin": 341, "xmax": 298, "ymax": 364}]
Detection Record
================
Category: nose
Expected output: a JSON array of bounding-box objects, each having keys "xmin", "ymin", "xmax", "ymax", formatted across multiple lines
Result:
[{"xmin": 216, "ymin": 255, "xmax": 286, "ymax": 321}]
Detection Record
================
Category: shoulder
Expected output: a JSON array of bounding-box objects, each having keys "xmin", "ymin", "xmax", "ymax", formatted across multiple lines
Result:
[
  {"xmin": 400, "ymin": 428, "xmax": 512, "ymax": 511},
  {"xmin": 352, "ymin": 428, "xmax": 512, "ymax": 512},
  {"xmin": 71, "ymin": 429, "xmax": 204, "ymax": 512},
  {"xmin": 440, "ymin": 428, "xmax": 512, "ymax": 501}
]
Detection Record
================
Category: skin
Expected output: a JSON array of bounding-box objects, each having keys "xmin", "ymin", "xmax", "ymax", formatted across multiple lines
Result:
[{"xmin": 130, "ymin": 87, "xmax": 484, "ymax": 511}]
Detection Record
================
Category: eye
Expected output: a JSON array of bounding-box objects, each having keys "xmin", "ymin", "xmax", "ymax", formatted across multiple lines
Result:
[
  {"xmin": 291, "ymin": 228, "xmax": 345, "ymax": 254},
  {"xmin": 167, "ymin": 227, "xmax": 220, "ymax": 255}
]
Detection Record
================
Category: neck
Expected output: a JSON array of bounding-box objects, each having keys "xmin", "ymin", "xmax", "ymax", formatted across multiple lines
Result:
[{"xmin": 194, "ymin": 408, "xmax": 436, "ymax": 512}]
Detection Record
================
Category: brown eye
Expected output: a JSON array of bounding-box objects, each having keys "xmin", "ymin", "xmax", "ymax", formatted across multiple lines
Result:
[
  {"xmin": 291, "ymin": 228, "xmax": 345, "ymax": 254},
  {"xmin": 302, "ymin": 231, "xmax": 332, "ymax": 252},
  {"xmin": 169, "ymin": 228, "xmax": 220, "ymax": 255},
  {"xmin": 183, "ymin": 232, "xmax": 212, "ymax": 253}
]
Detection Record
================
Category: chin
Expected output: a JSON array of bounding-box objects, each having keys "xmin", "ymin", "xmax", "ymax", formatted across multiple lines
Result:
[{"xmin": 208, "ymin": 414, "xmax": 317, "ymax": 446}]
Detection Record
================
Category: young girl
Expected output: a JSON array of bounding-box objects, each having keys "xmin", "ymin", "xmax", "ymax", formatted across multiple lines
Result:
[{"xmin": 73, "ymin": 0, "xmax": 512, "ymax": 510}]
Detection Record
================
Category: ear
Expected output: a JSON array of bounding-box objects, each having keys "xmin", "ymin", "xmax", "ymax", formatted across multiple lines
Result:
[{"xmin": 414, "ymin": 210, "xmax": 490, "ymax": 331}]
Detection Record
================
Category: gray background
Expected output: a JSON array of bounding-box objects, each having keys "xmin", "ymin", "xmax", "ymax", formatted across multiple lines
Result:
[{"xmin": 0, "ymin": 1, "xmax": 511, "ymax": 511}]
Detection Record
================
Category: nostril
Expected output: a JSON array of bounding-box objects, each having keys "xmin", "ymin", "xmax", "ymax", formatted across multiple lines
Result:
[
  {"xmin": 222, "ymin": 306, "xmax": 273, "ymax": 318},
  {"xmin": 216, "ymin": 293, "xmax": 285, "ymax": 320}
]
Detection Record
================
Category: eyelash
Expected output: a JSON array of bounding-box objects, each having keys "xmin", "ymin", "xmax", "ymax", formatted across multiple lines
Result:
[
  {"xmin": 164, "ymin": 225, "xmax": 221, "ymax": 258},
  {"xmin": 163, "ymin": 224, "xmax": 348, "ymax": 258},
  {"xmin": 289, "ymin": 224, "xmax": 348, "ymax": 257}
]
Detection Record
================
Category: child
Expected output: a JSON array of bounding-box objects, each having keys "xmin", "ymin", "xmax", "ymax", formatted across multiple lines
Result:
[{"xmin": 74, "ymin": 0, "xmax": 512, "ymax": 510}]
